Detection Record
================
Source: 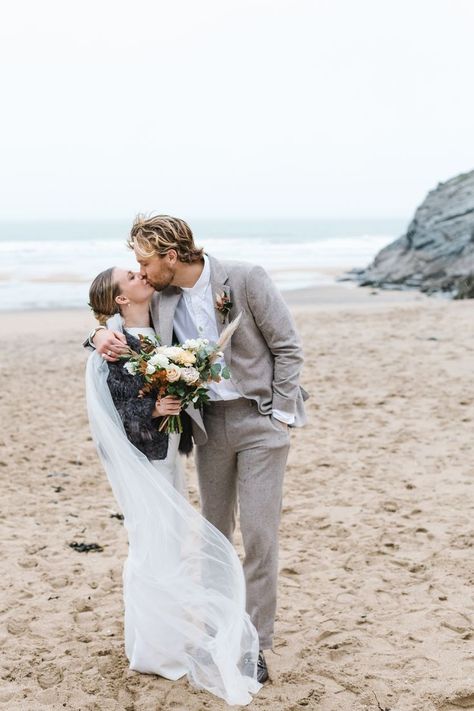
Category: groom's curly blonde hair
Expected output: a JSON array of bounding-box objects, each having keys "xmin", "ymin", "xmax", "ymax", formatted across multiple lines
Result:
[{"xmin": 128, "ymin": 214, "xmax": 204, "ymax": 264}]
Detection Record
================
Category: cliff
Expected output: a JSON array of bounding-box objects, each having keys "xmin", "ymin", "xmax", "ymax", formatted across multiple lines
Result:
[{"xmin": 350, "ymin": 171, "xmax": 474, "ymax": 297}]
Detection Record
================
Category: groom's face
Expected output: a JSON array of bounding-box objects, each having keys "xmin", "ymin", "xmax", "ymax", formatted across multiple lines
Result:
[{"xmin": 135, "ymin": 249, "xmax": 176, "ymax": 291}]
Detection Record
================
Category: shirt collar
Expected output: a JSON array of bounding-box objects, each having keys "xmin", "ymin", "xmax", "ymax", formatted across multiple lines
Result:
[{"xmin": 181, "ymin": 254, "xmax": 210, "ymax": 297}]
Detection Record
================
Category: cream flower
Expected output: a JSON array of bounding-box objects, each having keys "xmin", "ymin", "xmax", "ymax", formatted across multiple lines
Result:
[
  {"xmin": 155, "ymin": 346, "xmax": 185, "ymax": 359},
  {"xmin": 180, "ymin": 367, "xmax": 200, "ymax": 384},
  {"xmin": 173, "ymin": 350, "xmax": 196, "ymax": 366},
  {"xmin": 166, "ymin": 365, "xmax": 181, "ymax": 382}
]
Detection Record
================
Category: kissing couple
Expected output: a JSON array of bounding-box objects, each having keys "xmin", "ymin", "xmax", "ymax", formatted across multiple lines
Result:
[{"xmin": 85, "ymin": 214, "xmax": 308, "ymax": 705}]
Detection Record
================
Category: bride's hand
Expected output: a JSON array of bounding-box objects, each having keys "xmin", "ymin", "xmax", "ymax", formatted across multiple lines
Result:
[{"xmin": 153, "ymin": 396, "xmax": 182, "ymax": 418}]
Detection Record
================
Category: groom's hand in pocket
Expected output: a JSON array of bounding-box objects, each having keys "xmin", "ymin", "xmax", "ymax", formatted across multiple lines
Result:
[
  {"xmin": 93, "ymin": 329, "xmax": 128, "ymax": 361},
  {"xmin": 271, "ymin": 415, "xmax": 289, "ymax": 432}
]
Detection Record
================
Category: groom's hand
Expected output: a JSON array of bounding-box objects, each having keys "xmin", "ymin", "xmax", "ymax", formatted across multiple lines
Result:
[
  {"xmin": 93, "ymin": 329, "xmax": 128, "ymax": 362},
  {"xmin": 271, "ymin": 415, "xmax": 289, "ymax": 431}
]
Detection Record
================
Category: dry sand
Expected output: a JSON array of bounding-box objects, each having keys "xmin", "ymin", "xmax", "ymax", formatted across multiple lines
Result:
[{"xmin": 1, "ymin": 287, "xmax": 473, "ymax": 711}]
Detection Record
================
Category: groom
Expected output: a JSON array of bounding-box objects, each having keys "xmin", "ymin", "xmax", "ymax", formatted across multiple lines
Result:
[{"xmin": 90, "ymin": 215, "xmax": 307, "ymax": 681}]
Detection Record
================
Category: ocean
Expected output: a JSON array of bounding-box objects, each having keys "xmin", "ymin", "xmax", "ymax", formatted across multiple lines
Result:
[{"xmin": 0, "ymin": 218, "xmax": 406, "ymax": 310}]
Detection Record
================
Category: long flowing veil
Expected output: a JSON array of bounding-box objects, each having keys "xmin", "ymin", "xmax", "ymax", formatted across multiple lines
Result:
[{"xmin": 85, "ymin": 315, "xmax": 261, "ymax": 706}]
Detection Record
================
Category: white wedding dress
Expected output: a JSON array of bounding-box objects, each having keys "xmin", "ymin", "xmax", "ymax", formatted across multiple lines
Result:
[{"xmin": 85, "ymin": 315, "xmax": 260, "ymax": 706}]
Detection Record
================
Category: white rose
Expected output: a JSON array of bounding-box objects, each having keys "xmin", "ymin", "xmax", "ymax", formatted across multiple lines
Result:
[
  {"xmin": 180, "ymin": 367, "xmax": 200, "ymax": 385},
  {"xmin": 123, "ymin": 361, "xmax": 138, "ymax": 375},
  {"xmin": 166, "ymin": 365, "xmax": 181, "ymax": 382},
  {"xmin": 156, "ymin": 346, "xmax": 184, "ymax": 359},
  {"xmin": 182, "ymin": 338, "xmax": 209, "ymax": 350},
  {"xmin": 146, "ymin": 363, "xmax": 156, "ymax": 374},
  {"xmin": 148, "ymin": 353, "xmax": 170, "ymax": 368}
]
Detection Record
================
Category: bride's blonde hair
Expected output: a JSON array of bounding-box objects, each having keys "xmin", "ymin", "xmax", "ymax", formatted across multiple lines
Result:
[{"xmin": 88, "ymin": 267, "xmax": 121, "ymax": 325}]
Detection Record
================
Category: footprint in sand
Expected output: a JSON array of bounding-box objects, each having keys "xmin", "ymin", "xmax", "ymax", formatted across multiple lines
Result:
[
  {"xmin": 36, "ymin": 663, "xmax": 63, "ymax": 689},
  {"xmin": 279, "ymin": 670, "xmax": 301, "ymax": 684},
  {"xmin": 382, "ymin": 501, "xmax": 399, "ymax": 513},
  {"xmin": 450, "ymin": 532, "xmax": 474, "ymax": 549},
  {"xmin": 435, "ymin": 688, "xmax": 474, "ymax": 709},
  {"xmin": 79, "ymin": 669, "xmax": 102, "ymax": 695},
  {"xmin": 73, "ymin": 597, "xmax": 93, "ymax": 613},
  {"xmin": 47, "ymin": 574, "xmax": 71, "ymax": 589},
  {"xmin": 17, "ymin": 557, "xmax": 38, "ymax": 569},
  {"xmin": 287, "ymin": 685, "xmax": 325, "ymax": 710},
  {"xmin": 431, "ymin": 608, "xmax": 473, "ymax": 635},
  {"xmin": 74, "ymin": 613, "xmax": 100, "ymax": 633},
  {"xmin": 280, "ymin": 566, "xmax": 300, "ymax": 576},
  {"xmin": 7, "ymin": 618, "xmax": 29, "ymax": 635}
]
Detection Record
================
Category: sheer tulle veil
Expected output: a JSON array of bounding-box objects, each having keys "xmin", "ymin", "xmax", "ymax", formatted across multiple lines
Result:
[{"xmin": 85, "ymin": 314, "xmax": 261, "ymax": 705}]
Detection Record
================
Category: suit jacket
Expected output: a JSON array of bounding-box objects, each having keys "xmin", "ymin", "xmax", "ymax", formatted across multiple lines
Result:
[{"xmin": 149, "ymin": 254, "xmax": 308, "ymax": 446}]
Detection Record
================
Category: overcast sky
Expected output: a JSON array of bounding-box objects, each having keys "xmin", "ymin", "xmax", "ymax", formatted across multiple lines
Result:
[{"xmin": 1, "ymin": 0, "xmax": 473, "ymax": 220}]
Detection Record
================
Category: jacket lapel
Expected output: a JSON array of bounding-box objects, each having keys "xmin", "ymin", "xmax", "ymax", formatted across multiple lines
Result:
[
  {"xmin": 157, "ymin": 286, "xmax": 183, "ymax": 346},
  {"xmin": 149, "ymin": 293, "xmax": 160, "ymax": 334},
  {"xmin": 208, "ymin": 254, "xmax": 233, "ymax": 364}
]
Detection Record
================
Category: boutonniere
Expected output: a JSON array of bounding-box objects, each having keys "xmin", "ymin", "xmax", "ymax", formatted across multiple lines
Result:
[{"xmin": 215, "ymin": 287, "xmax": 233, "ymax": 323}]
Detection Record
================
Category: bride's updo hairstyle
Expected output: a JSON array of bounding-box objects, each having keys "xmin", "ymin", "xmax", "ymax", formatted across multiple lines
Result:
[
  {"xmin": 128, "ymin": 214, "xmax": 204, "ymax": 264},
  {"xmin": 88, "ymin": 267, "xmax": 121, "ymax": 325}
]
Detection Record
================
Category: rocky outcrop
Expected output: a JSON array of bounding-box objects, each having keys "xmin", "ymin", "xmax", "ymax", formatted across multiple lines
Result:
[{"xmin": 348, "ymin": 170, "xmax": 474, "ymax": 296}]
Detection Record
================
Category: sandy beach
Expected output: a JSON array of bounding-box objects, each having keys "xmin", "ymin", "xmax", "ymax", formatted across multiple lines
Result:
[{"xmin": 1, "ymin": 286, "xmax": 473, "ymax": 711}]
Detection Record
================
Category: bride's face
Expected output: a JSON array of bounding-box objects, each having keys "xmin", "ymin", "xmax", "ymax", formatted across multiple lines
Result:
[{"xmin": 113, "ymin": 268, "xmax": 154, "ymax": 305}]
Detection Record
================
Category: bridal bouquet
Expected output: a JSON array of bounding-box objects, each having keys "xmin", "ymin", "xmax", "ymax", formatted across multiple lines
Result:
[{"xmin": 121, "ymin": 314, "xmax": 241, "ymax": 434}]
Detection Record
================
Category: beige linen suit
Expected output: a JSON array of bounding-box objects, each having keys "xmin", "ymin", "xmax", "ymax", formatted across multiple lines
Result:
[{"xmin": 150, "ymin": 255, "xmax": 307, "ymax": 649}]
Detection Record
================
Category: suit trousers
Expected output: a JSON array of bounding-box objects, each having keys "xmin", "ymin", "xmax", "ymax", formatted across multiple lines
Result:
[{"xmin": 195, "ymin": 397, "xmax": 290, "ymax": 650}]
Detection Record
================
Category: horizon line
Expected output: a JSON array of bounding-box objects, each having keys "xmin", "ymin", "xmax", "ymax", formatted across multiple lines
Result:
[{"xmin": 0, "ymin": 215, "xmax": 409, "ymax": 223}]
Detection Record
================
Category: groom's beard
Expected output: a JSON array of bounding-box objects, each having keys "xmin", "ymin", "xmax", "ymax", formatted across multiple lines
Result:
[{"xmin": 146, "ymin": 270, "xmax": 174, "ymax": 292}]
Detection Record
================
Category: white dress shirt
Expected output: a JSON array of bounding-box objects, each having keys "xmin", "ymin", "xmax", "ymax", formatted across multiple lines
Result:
[{"xmin": 172, "ymin": 255, "xmax": 294, "ymax": 424}]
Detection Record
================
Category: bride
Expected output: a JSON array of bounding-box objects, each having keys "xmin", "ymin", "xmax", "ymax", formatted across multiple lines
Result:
[{"xmin": 86, "ymin": 266, "xmax": 261, "ymax": 706}]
